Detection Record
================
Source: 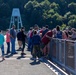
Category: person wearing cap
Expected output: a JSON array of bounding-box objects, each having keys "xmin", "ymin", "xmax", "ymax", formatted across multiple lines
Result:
[{"xmin": 10, "ymin": 25, "xmax": 17, "ymax": 54}]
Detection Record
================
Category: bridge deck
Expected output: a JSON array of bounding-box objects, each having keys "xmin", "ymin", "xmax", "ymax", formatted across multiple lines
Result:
[{"xmin": 0, "ymin": 40, "xmax": 56, "ymax": 75}]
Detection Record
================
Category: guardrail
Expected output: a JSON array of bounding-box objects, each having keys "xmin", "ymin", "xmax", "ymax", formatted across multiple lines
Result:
[{"xmin": 44, "ymin": 38, "xmax": 76, "ymax": 74}]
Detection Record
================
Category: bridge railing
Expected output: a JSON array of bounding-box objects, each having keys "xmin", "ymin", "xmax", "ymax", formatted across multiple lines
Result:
[{"xmin": 45, "ymin": 38, "xmax": 76, "ymax": 74}]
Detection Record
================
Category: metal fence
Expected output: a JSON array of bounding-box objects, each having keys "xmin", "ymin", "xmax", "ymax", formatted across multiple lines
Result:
[{"xmin": 46, "ymin": 38, "xmax": 76, "ymax": 74}]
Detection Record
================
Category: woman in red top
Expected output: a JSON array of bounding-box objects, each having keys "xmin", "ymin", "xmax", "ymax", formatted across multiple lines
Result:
[{"xmin": 6, "ymin": 29, "xmax": 10, "ymax": 54}]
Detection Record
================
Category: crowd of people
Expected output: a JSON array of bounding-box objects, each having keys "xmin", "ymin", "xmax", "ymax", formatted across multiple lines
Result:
[
  {"xmin": 0, "ymin": 24, "xmax": 76, "ymax": 61},
  {"xmin": 26, "ymin": 24, "xmax": 76, "ymax": 61}
]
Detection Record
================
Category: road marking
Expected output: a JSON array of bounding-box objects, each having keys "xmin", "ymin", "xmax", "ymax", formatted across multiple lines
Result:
[
  {"xmin": 13, "ymin": 54, "xmax": 31, "ymax": 57},
  {"xmin": 0, "ymin": 58, "xmax": 30, "ymax": 60},
  {"xmin": 4, "ymin": 55, "xmax": 32, "ymax": 59}
]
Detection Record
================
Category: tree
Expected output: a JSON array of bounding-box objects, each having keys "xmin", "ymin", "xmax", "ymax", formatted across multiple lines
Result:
[
  {"xmin": 0, "ymin": 3, "xmax": 11, "ymax": 18},
  {"xmin": 50, "ymin": 2, "xmax": 59, "ymax": 13},
  {"xmin": 68, "ymin": 19, "xmax": 76, "ymax": 28},
  {"xmin": 68, "ymin": 15, "xmax": 76, "ymax": 28},
  {"xmin": 68, "ymin": 2, "xmax": 76, "ymax": 14}
]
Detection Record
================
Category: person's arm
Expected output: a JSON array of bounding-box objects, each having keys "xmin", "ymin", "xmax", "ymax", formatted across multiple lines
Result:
[
  {"xmin": 3, "ymin": 36, "xmax": 5, "ymax": 42},
  {"xmin": 39, "ymin": 36, "xmax": 41, "ymax": 43},
  {"xmin": 25, "ymin": 34, "xmax": 27, "ymax": 38},
  {"xmin": 2, "ymin": 35, "xmax": 5, "ymax": 43},
  {"xmin": 68, "ymin": 34, "xmax": 72, "ymax": 38},
  {"xmin": 62, "ymin": 32, "xmax": 64, "ymax": 39},
  {"xmin": 10, "ymin": 30, "xmax": 14, "ymax": 38},
  {"xmin": 46, "ymin": 35, "xmax": 52, "ymax": 39}
]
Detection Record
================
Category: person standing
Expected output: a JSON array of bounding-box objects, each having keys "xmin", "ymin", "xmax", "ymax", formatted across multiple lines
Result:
[
  {"xmin": 10, "ymin": 25, "xmax": 17, "ymax": 54},
  {"xmin": 17, "ymin": 29, "xmax": 22, "ymax": 50},
  {"xmin": 32, "ymin": 30, "xmax": 42, "ymax": 61},
  {"xmin": 0, "ymin": 30, "xmax": 5, "ymax": 60},
  {"xmin": 27, "ymin": 27, "xmax": 33, "ymax": 51},
  {"xmin": 20, "ymin": 27, "xmax": 27, "ymax": 55},
  {"xmin": 6, "ymin": 29, "xmax": 10, "ymax": 54},
  {"xmin": 55, "ymin": 25, "xmax": 62, "ymax": 39},
  {"xmin": 41, "ymin": 30, "xmax": 53, "ymax": 56}
]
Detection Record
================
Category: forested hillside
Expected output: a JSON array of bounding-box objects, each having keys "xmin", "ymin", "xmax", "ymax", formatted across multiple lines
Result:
[{"xmin": 0, "ymin": 0, "xmax": 76, "ymax": 30}]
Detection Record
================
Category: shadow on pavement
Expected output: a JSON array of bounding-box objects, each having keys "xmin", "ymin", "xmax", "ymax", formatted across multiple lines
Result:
[
  {"xmin": 17, "ymin": 55, "xmax": 25, "ymax": 59},
  {"xmin": 0, "ymin": 60, "xmax": 5, "ymax": 63},
  {"xmin": 16, "ymin": 49, "xmax": 21, "ymax": 51},
  {"xmin": 5, "ymin": 54, "xmax": 13, "ymax": 58}
]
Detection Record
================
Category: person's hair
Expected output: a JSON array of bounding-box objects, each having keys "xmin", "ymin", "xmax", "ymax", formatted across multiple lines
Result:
[
  {"xmin": 12, "ymin": 25, "xmax": 15, "ymax": 27},
  {"xmin": 6, "ymin": 29, "xmax": 10, "ymax": 31},
  {"xmin": 34, "ymin": 24, "xmax": 38, "ymax": 27},
  {"xmin": 21, "ymin": 27, "xmax": 25, "ymax": 29},
  {"xmin": 34, "ymin": 30, "xmax": 37, "ymax": 34},
  {"xmin": 21, "ymin": 27, "xmax": 25, "ymax": 31},
  {"xmin": 34, "ymin": 24, "xmax": 39, "ymax": 30},
  {"xmin": 0, "ymin": 30, "xmax": 1, "ymax": 32},
  {"xmin": 45, "ymin": 25, "xmax": 49, "ymax": 28},
  {"xmin": 56, "ymin": 25, "xmax": 60, "ymax": 31}
]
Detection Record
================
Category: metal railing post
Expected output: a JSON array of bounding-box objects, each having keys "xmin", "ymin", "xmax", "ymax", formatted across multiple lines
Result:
[
  {"xmin": 64, "ymin": 40, "xmax": 66, "ymax": 65},
  {"xmin": 56, "ymin": 39, "xmax": 58, "ymax": 60},
  {"xmin": 59, "ymin": 39, "xmax": 62, "ymax": 62},
  {"xmin": 74, "ymin": 41, "xmax": 76, "ymax": 71},
  {"xmin": 48, "ymin": 41, "xmax": 51, "ymax": 59}
]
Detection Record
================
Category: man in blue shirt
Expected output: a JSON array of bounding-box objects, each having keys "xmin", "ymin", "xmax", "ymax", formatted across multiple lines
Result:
[{"xmin": 10, "ymin": 25, "xmax": 17, "ymax": 54}]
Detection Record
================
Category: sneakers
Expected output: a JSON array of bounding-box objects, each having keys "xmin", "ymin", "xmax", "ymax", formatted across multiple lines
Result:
[
  {"xmin": 30, "ymin": 57, "xmax": 36, "ymax": 60},
  {"xmin": 19, "ymin": 47, "xmax": 22, "ymax": 50},
  {"xmin": 11, "ymin": 52, "xmax": 18, "ymax": 55},
  {"xmin": 21, "ymin": 53, "xmax": 26, "ymax": 55}
]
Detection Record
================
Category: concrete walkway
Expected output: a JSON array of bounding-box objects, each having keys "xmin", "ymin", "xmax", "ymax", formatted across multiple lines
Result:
[{"xmin": 0, "ymin": 40, "xmax": 56, "ymax": 75}]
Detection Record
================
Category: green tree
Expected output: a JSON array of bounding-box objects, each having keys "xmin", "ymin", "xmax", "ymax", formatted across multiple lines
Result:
[
  {"xmin": 68, "ymin": 2, "xmax": 76, "ymax": 14},
  {"xmin": 0, "ymin": 3, "xmax": 11, "ymax": 18},
  {"xmin": 68, "ymin": 19, "xmax": 76, "ymax": 28},
  {"xmin": 68, "ymin": 15, "xmax": 76, "ymax": 28},
  {"xmin": 60, "ymin": 24, "xmax": 67, "ymax": 30}
]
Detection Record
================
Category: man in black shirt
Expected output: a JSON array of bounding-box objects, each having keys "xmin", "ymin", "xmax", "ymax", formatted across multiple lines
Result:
[{"xmin": 17, "ymin": 27, "xmax": 26, "ymax": 55}]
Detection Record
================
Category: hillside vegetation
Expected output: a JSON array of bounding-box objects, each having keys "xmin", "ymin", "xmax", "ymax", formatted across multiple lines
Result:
[{"xmin": 0, "ymin": 0, "xmax": 76, "ymax": 30}]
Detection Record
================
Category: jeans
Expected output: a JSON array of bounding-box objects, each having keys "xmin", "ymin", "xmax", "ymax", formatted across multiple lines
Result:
[
  {"xmin": 7, "ymin": 42, "xmax": 10, "ymax": 53},
  {"xmin": 1, "ymin": 45, "xmax": 4, "ymax": 56},
  {"xmin": 11, "ymin": 38, "xmax": 16, "ymax": 53},
  {"xmin": 28, "ymin": 37, "xmax": 32, "ymax": 50}
]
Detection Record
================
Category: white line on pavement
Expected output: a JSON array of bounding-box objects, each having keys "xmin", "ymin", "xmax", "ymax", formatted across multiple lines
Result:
[{"xmin": 0, "ymin": 58, "xmax": 30, "ymax": 60}]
